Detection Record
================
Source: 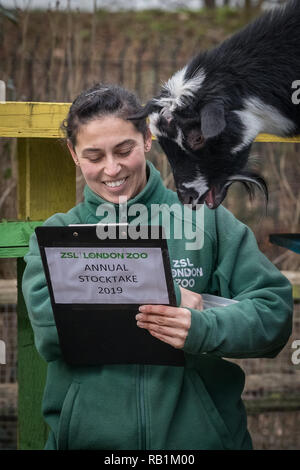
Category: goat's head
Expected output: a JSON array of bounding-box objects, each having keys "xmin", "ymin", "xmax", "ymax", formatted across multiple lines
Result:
[{"xmin": 128, "ymin": 69, "xmax": 268, "ymax": 209}]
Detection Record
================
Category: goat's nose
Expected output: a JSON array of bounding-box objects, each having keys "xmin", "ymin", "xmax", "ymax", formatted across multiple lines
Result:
[
  {"xmin": 161, "ymin": 108, "xmax": 173, "ymax": 124},
  {"xmin": 178, "ymin": 190, "xmax": 196, "ymax": 206}
]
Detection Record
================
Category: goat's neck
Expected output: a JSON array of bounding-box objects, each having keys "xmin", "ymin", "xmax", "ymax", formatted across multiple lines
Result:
[{"xmin": 232, "ymin": 96, "xmax": 296, "ymax": 153}]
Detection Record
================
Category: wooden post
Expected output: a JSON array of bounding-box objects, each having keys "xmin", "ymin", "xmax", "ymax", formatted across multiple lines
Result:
[
  {"xmin": 17, "ymin": 258, "xmax": 49, "ymax": 450},
  {"xmin": 16, "ymin": 138, "xmax": 75, "ymax": 449},
  {"xmin": 0, "ymin": 102, "xmax": 75, "ymax": 449}
]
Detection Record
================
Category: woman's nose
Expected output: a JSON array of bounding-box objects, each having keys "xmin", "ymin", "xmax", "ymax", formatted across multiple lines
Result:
[{"xmin": 104, "ymin": 158, "xmax": 121, "ymax": 177}]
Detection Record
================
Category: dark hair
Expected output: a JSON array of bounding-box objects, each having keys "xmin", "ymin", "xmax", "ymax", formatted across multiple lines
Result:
[{"xmin": 61, "ymin": 83, "xmax": 148, "ymax": 148}]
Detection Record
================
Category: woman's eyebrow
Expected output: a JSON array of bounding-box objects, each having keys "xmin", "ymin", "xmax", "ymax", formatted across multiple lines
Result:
[
  {"xmin": 82, "ymin": 148, "xmax": 103, "ymax": 155},
  {"xmin": 81, "ymin": 139, "xmax": 136, "ymax": 156},
  {"xmin": 114, "ymin": 139, "xmax": 136, "ymax": 149}
]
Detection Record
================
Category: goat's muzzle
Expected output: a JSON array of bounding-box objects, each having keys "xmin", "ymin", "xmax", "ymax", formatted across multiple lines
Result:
[
  {"xmin": 178, "ymin": 171, "xmax": 268, "ymax": 210},
  {"xmin": 201, "ymin": 172, "xmax": 268, "ymax": 210},
  {"xmin": 197, "ymin": 185, "xmax": 230, "ymax": 209}
]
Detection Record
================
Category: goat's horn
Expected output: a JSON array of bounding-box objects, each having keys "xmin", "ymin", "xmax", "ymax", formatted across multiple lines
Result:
[{"xmin": 127, "ymin": 101, "xmax": 155, "ymax": 120}]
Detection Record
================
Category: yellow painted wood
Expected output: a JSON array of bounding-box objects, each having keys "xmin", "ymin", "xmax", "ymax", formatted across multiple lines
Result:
[
  {"xmin": 1, "ymin": 102, "xmax": 300, "ymax": 142},
  {"xmin": 292, "ymin": 284, "xmax": 300, "ymax": 300},
  {"xmin": 17, "ymin": 138, "xmax": 76, "ymax": 220},
  {"xmin": 255, "ymin": 133, "xmax": 300, "ymax": 143},
  {"xmin": 0, "ymin": 102, "xmax": 70, "ymax": 138}
]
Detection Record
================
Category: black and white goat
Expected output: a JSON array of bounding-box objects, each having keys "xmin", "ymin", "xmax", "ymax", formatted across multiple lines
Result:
[{"xmin": 129, "ymin": 0, "xmax": 300, "ymax": 209}]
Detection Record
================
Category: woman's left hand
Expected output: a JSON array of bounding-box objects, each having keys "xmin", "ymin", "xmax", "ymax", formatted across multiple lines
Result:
[{"xmin": 136, "ymin": 305, "xmax": 191, "ymax": 349}]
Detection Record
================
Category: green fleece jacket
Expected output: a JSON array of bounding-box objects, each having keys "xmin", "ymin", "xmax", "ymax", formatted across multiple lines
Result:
[{"xmin": 22, "ymin": 161, "xmax": 293, "ymax": 450}]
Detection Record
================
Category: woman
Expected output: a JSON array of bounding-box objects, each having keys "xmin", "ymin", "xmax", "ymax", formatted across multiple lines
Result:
[{"xmin": 22, "ymin": 83, "xmax": 293, "ymax": 450}]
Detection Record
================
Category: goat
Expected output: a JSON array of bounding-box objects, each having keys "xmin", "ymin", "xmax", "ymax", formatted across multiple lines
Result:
[{"xmin": 129, "ymin": 0, "xmax": 300, "ymax": 209}]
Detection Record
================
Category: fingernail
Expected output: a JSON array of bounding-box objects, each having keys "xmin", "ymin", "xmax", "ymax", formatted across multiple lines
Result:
[{"xmin": 139, "ymin": 306, "xmax": 146, "ymax": 312}]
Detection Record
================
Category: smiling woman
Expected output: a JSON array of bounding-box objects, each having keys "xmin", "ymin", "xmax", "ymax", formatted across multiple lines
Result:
[
  {"xmin": 67, "ymin": 117, "xmax": 150, "ymax": 204},
  {"xmin": 68, "ymin": 115, "xmax": 151, "ymax": 203},
  {"xmin": 62, "ymin": 84, "xmax": 152, "ymax": 204}
]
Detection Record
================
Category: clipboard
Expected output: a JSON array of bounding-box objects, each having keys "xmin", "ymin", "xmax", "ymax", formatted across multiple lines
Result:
[{"xmin": 35, "ymin": 224, "xmax": 185, "ymax": 367}]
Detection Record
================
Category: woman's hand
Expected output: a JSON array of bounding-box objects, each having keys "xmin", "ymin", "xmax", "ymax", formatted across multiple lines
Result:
[
  {"xmin": 135, "ymin": 287, "xmax": 203, "ymax": 349},
  {"xmin": 179, "ymin": 285, "xmax": 203, "ymax": 310},
  {"xmin": 136, "ymin": 304, "xmax": 191, "ymax": 349}
]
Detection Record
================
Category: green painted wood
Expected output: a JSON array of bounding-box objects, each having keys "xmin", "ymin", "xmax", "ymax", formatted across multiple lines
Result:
[
  {"xmin": 17, "ymin": 258, "xmax": 49, "ymax": 449},
  {"xmin": 0, "ymin": 221, "xmax": 44, "ymax": 258},
  {"xmin": 269, "ymin": 234, "xmax": 300, "ymax": 255},
  {"xmin": 0, "ymin": 247, "xmax": 31, "ymax": 258}
]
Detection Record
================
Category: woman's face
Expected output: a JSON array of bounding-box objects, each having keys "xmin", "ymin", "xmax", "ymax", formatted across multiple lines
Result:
[{"xmin": 68, "ymin": 116, "xmax": 152, "ymax": 204}]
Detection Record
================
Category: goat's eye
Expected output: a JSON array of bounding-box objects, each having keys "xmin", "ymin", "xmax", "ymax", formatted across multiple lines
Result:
[{"xmin": 187, "ymin": 130, "xmax": 205, "ymax": 150}]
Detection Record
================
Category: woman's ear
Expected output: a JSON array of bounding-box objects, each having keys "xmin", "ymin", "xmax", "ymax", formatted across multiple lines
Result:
[
  {"xmin": 144, "ymin": 128, "xmax": 153, "ymax": 152},
  {"xmin": 67, "ymin": 140, "xmax": 80, "ymax": 166}
]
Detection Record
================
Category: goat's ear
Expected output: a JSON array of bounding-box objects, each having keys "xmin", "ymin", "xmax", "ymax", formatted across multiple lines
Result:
[
  {"xmin": 200, "ymin": 102, "xmax": 226, "ymax": 139},
  {"xmin": 127, "ymin": 100, "xmax": 156, "ymax": 121}
]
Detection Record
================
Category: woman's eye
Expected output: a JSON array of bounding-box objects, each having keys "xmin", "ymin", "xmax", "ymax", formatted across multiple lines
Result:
[{"xmin": 118, "ymin": 149, "xmax": 132, "ymax": 157}]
